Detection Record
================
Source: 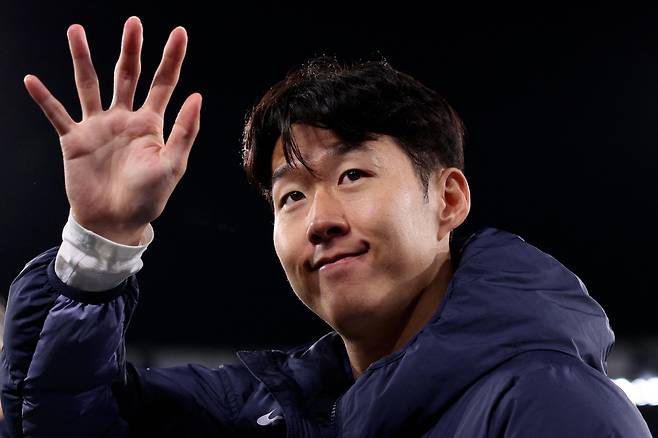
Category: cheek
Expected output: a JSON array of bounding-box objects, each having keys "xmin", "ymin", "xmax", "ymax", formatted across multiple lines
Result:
[
  {"xmin": 273, "ymin": 220, "xmax": 311, "ymax": 294},
  {"xmin": 358, "ymin": 188, "xmax": 437, "ymax": 269},
  {"xmin": 274, "ymin": 228, "xmax": 322, "ymax": 317},
  {"xmin": 355, "ymin": 185, "xmax": 426, "ymax": 240},
  {"xmin": 273, "ymin": 222, "xmax": 295, "ymax": 274}
]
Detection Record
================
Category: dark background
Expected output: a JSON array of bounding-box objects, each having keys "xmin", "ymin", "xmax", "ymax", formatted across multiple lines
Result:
[{"xmin": 1, "ymin": 2, "xmax": 656, "ymax": 361}]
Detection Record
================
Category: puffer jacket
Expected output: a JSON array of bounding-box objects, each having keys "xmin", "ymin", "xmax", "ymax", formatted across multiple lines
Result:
[{"xmin": 0, "ymin": 227, "xmax": 651, "ymax": 437}]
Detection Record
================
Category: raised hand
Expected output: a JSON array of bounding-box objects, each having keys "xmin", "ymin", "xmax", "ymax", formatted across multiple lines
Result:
[{"xmin": 24, "ymin": 16, "xmax": 202, "ymax": 245}]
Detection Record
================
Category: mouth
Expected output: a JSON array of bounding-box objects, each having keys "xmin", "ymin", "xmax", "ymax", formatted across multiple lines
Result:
[{"xmin": 311, "ymin": 248, "xmax": 369, "ymax": 271}]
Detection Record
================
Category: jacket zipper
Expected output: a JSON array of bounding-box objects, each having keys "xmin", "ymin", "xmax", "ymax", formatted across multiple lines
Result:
[{"xmin": 330, "ymin": 396, "xmax": 341, "ymax": 436}]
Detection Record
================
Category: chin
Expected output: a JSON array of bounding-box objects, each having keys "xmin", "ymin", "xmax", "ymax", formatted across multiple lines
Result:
[{"xmin": 321, "ymin": 291, "xmax": 394, "ymax": 336}]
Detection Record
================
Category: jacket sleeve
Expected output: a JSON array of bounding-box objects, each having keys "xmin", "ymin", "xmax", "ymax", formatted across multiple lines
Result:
[
  {"xmin": 490, "ymin": 357, "xmax": 652, "ymax": 438},
  {"xmin": 0, "ymin": 248, "xmax": 241, "ymax": 437}
]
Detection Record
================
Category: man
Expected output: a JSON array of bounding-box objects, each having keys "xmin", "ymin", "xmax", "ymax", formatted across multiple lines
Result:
[{"xmin": 0, "ymin": 16, "xmax": 651, "ymax": 437}]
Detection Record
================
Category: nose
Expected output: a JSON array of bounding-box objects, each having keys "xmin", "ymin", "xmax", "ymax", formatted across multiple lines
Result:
[{"xmin": 306, "ymin": 190, "xmax": 349, "ymax": 245}]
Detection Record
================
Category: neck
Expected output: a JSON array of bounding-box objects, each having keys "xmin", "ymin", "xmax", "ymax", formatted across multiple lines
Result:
[{"xmin": 343, "ymin": 256, "xmax": 453, "ymax": 379}]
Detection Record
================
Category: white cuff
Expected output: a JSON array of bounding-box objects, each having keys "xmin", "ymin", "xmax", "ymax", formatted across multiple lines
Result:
[{"xmin": 55, "ymin": 212, "xmax": 154, "ymax": 292}]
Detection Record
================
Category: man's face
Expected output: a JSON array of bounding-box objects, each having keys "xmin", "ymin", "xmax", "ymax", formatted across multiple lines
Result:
[{"xmin": 271, "ymin": 124, "xmax": 450, "ymax": 337}]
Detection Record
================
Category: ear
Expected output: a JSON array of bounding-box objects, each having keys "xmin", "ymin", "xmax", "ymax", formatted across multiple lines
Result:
[{"xmin": 435, "ymin": 168, "xmax": 471, "ymax": 241}]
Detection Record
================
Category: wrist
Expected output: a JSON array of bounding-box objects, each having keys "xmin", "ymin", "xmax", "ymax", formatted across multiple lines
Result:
[
  {"xmin": 84, "ymin": 225, "xmax": 149, "ymax": 246},
  {"xmin": 74, "ymin": 218, "xmax": 149, "ymax": 246},
  {"xmin": 70, "ymin": 209, "xmax": 150, "ymax": 246},
  {"xmin": 58, "ymin": 213, "xmax": 154, "ymax": 291}
]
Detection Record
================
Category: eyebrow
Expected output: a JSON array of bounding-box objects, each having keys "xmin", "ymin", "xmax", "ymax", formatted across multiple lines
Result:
[{"xmin": 271, "ymin": 142, "xmax": 374, "ymax": 187}]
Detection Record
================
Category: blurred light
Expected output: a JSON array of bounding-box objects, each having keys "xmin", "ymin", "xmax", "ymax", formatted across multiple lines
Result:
[{"xmin": 613, "ymin": 377, "xmax": 658, "ymax": 406}]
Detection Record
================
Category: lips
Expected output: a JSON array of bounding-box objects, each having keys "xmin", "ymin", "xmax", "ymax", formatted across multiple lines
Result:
[{"xmin": 311, "ymin": 248, "xmax": 369, "ymax": 271}]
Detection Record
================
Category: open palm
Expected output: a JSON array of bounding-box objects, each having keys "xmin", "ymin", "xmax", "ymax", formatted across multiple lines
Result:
[{"xmin": 24, "ymin": 17, "xmax": 201, "ymax": 244}]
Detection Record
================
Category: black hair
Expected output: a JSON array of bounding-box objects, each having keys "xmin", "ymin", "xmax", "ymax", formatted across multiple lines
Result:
[{"xmin": 242, "ymin": 56, "xmax": 465, "ymax": 204}]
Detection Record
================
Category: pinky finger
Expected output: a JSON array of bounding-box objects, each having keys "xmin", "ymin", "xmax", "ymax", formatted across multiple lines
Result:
[{"xmin": 24, "ymin": 75, "xmax": 76, "ymax": 137}]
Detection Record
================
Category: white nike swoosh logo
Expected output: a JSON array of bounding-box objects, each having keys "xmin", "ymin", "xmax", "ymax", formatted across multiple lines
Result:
[{"xmin": 257, "ymin": 409, "xmax": 284, "ymax": 426}]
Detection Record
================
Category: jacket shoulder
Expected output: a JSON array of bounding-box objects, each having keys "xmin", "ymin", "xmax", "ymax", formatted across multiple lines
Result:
[{"xmin": 490, "ymin": 350, "xmax": 651, "ymax": 437}]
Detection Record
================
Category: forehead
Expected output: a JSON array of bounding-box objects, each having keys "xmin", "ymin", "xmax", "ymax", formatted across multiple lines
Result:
[
  {"xmin": 271, "ymin": 125, "xmax": 341, "ymax": 168},
  {"xmin": 270, "ymin": 125, "xmax": 376, "ymax": 184}
]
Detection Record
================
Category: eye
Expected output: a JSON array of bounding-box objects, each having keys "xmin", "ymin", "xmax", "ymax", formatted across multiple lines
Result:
[
  {"xmin": 279, "ymin": 190, "xmax": 305, "ymax": 208},
  {"xmin": 339, "ymin": 169, "xmax": 366, "ymax": 184}
]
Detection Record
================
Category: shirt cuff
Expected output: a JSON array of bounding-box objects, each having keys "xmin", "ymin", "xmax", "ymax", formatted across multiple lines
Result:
[{"xmin": 55, "ymin": 212, "xmax": 154, "ymax": 292}]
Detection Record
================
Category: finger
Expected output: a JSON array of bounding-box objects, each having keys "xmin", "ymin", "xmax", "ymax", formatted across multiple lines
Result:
[
  {"xmin": 111, "ymin": 16, "xmax": 143, "ymax": 110},
  {"xmin": 143, "ymin": 26, "xmax": 187, "ymax": 116},
  {"xmin": 24, "ymin": 75, "xmax": 76, "ymax": 137},
  {"xmin": 164, "ymin": 93, "xmax": 202, "ymax": 174},
  {"xmin": 67, "ymin": 24, "xmax": 103, "ymax": 118}
]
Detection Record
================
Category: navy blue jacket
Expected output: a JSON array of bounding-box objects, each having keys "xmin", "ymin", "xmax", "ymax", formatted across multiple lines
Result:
[
  {"xmin": 0, "ymin": 420, "xmax": 9, "ymax": 438},
  {"xmin": 0, "ymin": 228, "xmax": 651, "ymax": 437}
]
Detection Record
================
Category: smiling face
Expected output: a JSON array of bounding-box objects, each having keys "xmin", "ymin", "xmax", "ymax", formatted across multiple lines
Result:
[{"xmin": 272, "ymin": 124, "xmax": 463, "ymax": 340}]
